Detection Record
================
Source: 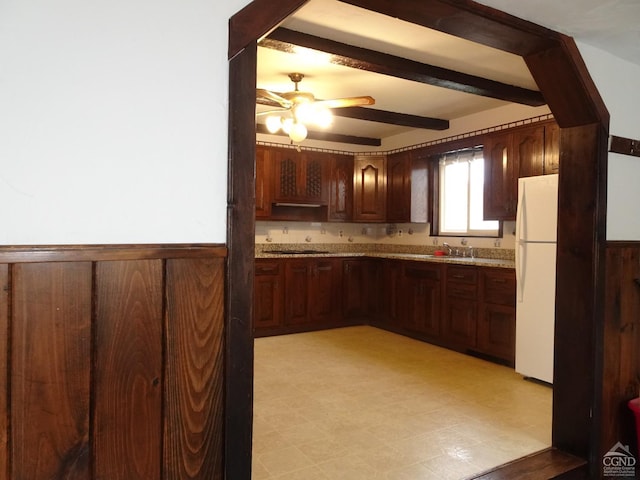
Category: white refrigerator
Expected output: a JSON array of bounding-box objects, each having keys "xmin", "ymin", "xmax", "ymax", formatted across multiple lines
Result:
[{"xmin": 515, "ymin": 174, "xmax": 559, "ymax": 384}]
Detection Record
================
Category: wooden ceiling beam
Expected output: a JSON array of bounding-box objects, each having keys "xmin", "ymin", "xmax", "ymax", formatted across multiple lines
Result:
[
  {"xmin": 257, "ymin": 98, "xmax": 449, "ymax": 130},
  {"xmin": 256, "ymin": 123, "xmax": 381, "ymax": 146},
  {"xmin": 331, "ymin": 106, "xmax": 449, "ymax": 130},
  {"xmin": 262, "ymin": 27, "xmax": 546, "ymax": 106},
  {"xmin": 337, "ymin": 0, "xmax": 560, "ymax": 57}
]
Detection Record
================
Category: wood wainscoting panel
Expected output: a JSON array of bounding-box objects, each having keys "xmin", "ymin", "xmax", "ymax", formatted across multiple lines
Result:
[
  {"xmin": 94, "ymin": 260, "xmax": 164, "ymax": 479},
  {"xmin": 11, "ymin": 262, "xmax": 93, "ymax": 480},
  {"xmin": 164, "ymin": 258, "xmax": 225, "ymax": 479},
  {"xmin": 601, "ymin": 243, "xmax": 640, "ymax": 470},
  {"xmin": 0, "ymin": 264, "xmax": 8, "ymax": 479},
  {"xmin": 0, "ymin": 244, "xmax": 226, "ymax": 480}
]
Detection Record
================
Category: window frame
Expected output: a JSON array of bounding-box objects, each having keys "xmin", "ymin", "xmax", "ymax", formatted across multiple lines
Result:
[{"xmin": 429, "ymin": 148, "xmax": 503, "ymax": 238}]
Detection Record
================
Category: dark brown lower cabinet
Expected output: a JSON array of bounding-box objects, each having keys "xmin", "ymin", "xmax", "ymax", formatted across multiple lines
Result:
[
  {"xmin": 402, "ymin": 263, "xmax": 441, "ymax": 337},
  {"xmin": 254, "ymin": 260, "xmax": 283, "ymax": 332},
  {"xmin": 342, "ymin": 258, "xmax": 378, "ymax": 320},
  {"xmin": 377, "ymin": 259, "xmax": 403, "ymax": 327},
  {"xmin": 477, "ymin": 268, "xmax": 517, "ymax": 364},
  {"xmin": 442, "ymin": 265, "xmax": 478, "ymax": 348},
  {"xmin": 255, "ymin": 257, "xmax": 373, "ymax": 336},
  {"xmin": 253, "ymin": 256, "xmax": 516, "ymax": 365},
  {"xmin": 284, "ymin": 258, "xmax": 341, "ymax": 327},
  {"xmin": 309, "ymin": 259, "xmax": 342, "ymax": 324},
  {"xmin": 284, "ymin": 260, "xmax": 314, "ymax": 325}
]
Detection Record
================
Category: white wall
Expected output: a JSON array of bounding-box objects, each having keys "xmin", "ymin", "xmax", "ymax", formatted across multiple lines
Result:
[
  {"xmin": 2, "ymin": 1, "xmax": 639, "ymax": 245},
  {"xmin": 576, "ymin": 42, "xmax": 640, "ymax": 241},
  {"xmin": 0, "ymin": 0, "xmax": 250, "ymax": 245}
]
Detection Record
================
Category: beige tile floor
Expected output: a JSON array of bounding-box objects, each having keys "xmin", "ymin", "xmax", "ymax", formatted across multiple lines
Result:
[{"xmin": 252, "ymin": 326, "xmax": 552, "ymax": 480}]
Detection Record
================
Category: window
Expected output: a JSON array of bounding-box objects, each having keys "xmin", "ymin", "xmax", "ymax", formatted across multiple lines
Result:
[{"xmin": 438, "ymin": 149, "xmax": 499, "ymax": 236}]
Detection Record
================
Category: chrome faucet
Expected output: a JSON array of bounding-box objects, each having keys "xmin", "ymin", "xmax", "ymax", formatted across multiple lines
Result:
[{"xmin": 442, "ymin": 242, "xmax": 474, "ymax": 258}]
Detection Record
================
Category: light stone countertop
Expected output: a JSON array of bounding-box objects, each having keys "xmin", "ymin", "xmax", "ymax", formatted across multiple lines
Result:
[{"xmin": 256, "ymin": 249, "xmax": 515, "ymax": 269}]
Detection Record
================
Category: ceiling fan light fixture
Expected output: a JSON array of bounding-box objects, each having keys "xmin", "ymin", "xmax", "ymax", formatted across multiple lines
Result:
[
  {"xmin": 265, "ymin": 115, "xmax": 282, "ymax": 134},
  {"xmin": 281, "ymin": 117, "xmax": 294, "ymax": 134},
  {"xmin": 294, "ymin": 103, "xmax": 314, "ymax": 123},
  {"xmin": 256, "ymin": 72, "xmax": 373, "ymax": 143},
  {"xmin": 289, "ymin": 122, "xmax": 308, "ymax": 142},
  {"xmin": 313, "ymin": 107, "xmax": 333, "ymax": 128}
]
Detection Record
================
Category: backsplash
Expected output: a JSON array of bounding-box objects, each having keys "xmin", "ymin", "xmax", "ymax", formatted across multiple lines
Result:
[{"xmin": 256, "ymin": 220, "xmax": 516, "ymax": 258}]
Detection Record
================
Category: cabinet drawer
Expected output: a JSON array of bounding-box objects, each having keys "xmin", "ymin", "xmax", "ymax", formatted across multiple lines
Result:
[
  {"xmin": 446, "ymin": 282, "xmax": 477, "ymax": 299},
  {"xmin": 447, "ymin": 265, "xmax": 477, "ymax": 284},
  {"xmin": 483, "ymin": 269, "xmax": 516, "ymax": 305},
  {"xmin": 255, "ymin": 262, "xmax": 281, "ymax": 275},
  {"xmin": 404, "ymin": 263, "xmax": 441, "ymax": 281}
]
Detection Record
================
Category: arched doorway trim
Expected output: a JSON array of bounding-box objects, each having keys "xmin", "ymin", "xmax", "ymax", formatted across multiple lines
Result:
[{"xmin": 226, "ymin": 1, "xmax": 609, "ymax": 477}]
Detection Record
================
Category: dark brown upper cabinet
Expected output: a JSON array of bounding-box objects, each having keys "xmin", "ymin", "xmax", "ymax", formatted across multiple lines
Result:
[
  {"xmin": 327, "ymin": 154, "xmax": 354, "ymax": 222},
  {"xmin": 255, "ymin": 145, "xmax": 272, "ymax": 219},
  {"xmin": 483, "ymin": 121, "xmax": 557, "ymax": 221},
  {"xmin": 544, "ymin": 122, "xmax": 560, "ymax": 175},
  {"xmin": 353, "ymin": 155, "xmax": 387, "ymax": 222},
  {"xmin": 272, "ymin": 148, "xmax": 328, "ymax": 206},
  {"xmin": 386, "ymin": 151, "xmax": 412, "ymax": 223}
]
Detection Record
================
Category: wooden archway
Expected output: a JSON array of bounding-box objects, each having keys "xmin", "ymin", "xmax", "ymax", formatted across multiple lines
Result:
[{"xmin": 226, "ymin": 1, "xmax": 610, "ymax": 478}]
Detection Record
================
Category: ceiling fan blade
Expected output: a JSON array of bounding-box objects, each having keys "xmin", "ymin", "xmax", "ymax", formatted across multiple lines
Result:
[
  {"xmin": 256, "ymin": 109, "xmax": 287, "ymax": 116},
  {"xmin": 314, "ymin": 96, "xmax": 375, "ymax": 109},
  {"xmin": 256, "ymin": 88, "xmax": 292, "ymax": 108}
]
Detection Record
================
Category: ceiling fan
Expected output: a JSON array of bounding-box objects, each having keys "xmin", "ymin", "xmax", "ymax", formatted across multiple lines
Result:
[{"xmin": 256, "ymin": 72, "xmax": 375, "ymax": 142}]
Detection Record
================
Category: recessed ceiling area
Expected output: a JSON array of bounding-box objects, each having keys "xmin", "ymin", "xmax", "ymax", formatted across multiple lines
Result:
[{"xmin": 256, "ymin": 0, "xmax": 545, "ymax": 146}]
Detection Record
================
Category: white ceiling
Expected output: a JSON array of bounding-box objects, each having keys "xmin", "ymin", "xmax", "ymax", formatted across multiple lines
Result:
[
  {"xmin": 477, "ymin": 0, "xmax": 640, "ymax": 66},
  {"xmin": 256, "ymin": 0, "xmax": 640, "ymax": 144}
]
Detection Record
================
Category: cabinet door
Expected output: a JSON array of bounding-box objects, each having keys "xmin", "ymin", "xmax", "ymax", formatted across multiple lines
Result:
[
  {"xmin": 483, "ymin": 131, "xmax": 516, "ymax": 220},
  {"xmin": 302, "ymin": 151, "xmax": 327, "ymax": 204},
  {"xmin": 255, "ymin": 145, "xmax": 272, "ymax": 219},
  {"xmin": 478, "ymin": 303, "xmax": 515, "ymax": 363},
  {"xmin": 353, "ymin": 155, "xmax": 386, "ymax": 222},
  {"xmin": 379, "ymin": 260, "xmax": 403, "ymax": 327},
  {"xmin": 410, "ymin": 155, "xmax": 429, "ymax": 223},
  {"xmin": 442, "ymin": 265, "xmax": 477, "ymax": 347},
  {"xmin": 442, "ymin": 297, "xmax": 477, "ymax": 347},
  {"xmin": 253, "ymin": 260, "xmax": 283, "ymax": 332},
  {"xmin": 342, "ymin": 259, "xmax": 375, "ymax": 320},
  {"xmin": 328, "ymin": 154, "xmax": 354, "ymax": 222},
  {"xmin": 544, "ymin": 122, "xmax": 560, "ymax": 175},
  {"xmin": 273, "ymin": 149, "xmax": 301, "ymax": 203},
  {"xmin": 514, "ymin": 124, "xmax": 545, "ymax": 178},
  {"xmin": 309, "ymin": 259, "xmax": 339, "ymax": 324},
  {"xmin": 272, "ymin": 149, "xmax": 327, "ymax": 205},
  {"xmin": 478, "ymin": 268, "xmax": 516, "ymax": 363},
  {"xmin": 402, "ymin": 264, "xmax": 441, "ymax": 336},
  {"xmin": 386, "ymin": 151, "xmax": 411, "ymax": 223},
  {"xmin": 283, "ymin": 260, "xmax": 312, "ymax": 325}
]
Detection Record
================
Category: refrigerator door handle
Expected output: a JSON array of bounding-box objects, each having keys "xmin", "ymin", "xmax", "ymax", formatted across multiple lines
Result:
[
  {"xmin": 515, "ymin": 179, "xmax": 526, "ymax": 302},
  {"xmin": 516, "ymin": 240, "xmax": 526, "ymax": 302},
  {"xmin": 516, "ymin": 182, "xmax": 525, "ymax": 244}
]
